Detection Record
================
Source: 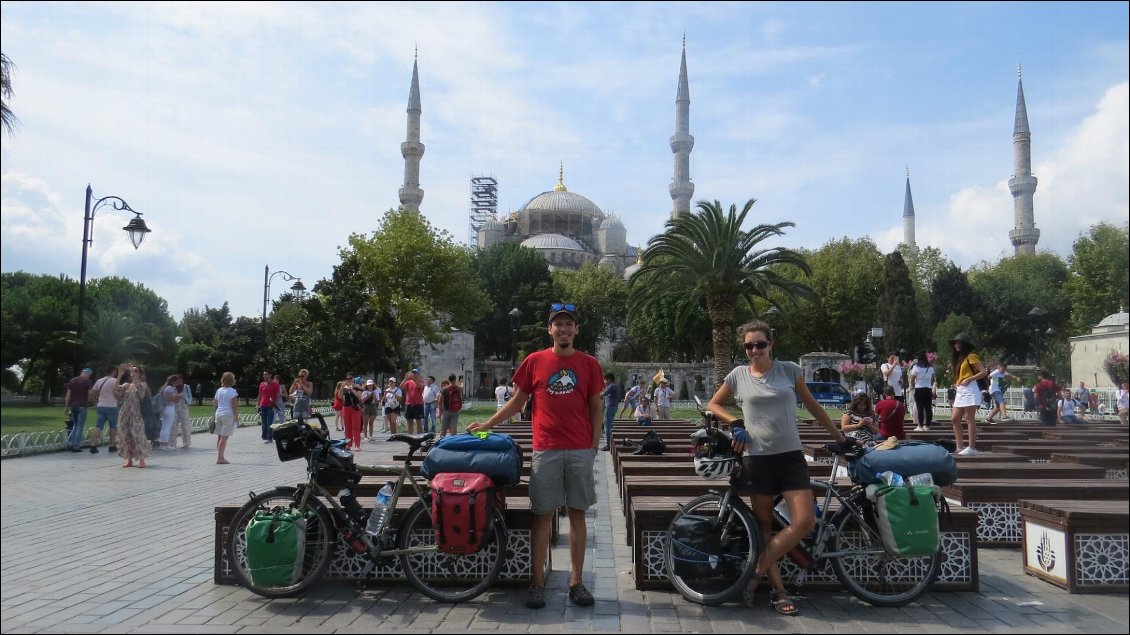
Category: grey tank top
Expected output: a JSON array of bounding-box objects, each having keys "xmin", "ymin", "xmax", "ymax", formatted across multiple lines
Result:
[{"xmin": 724, "ymin": 361, "xmax": 804, "ymax": 456}]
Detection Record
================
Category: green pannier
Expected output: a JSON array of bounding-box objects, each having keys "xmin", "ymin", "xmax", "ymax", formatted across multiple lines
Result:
[
  {"xmin": 866, "ymin": 484, "xmax": 941, "ymax": 556},
  {"xmin": 244, "ymin": 508, "xmax": 307, "ymax": 587}
]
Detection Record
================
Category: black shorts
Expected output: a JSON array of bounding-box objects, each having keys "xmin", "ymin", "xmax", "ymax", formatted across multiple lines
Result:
[
  {"xmin": 404, "ymin": 404, "xmax": 424, "ymax": 420},
  {"xmin": 731, "ymin": 450, "xmax": 811, "ymax": 496}
]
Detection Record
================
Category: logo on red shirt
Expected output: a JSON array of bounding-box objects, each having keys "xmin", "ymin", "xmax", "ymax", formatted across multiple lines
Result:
[{"xmin": 547, "ymin": 369, "xmax": 578, "ymax": 395}]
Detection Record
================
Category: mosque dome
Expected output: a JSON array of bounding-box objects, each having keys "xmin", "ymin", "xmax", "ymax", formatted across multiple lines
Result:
[
  {"xmin": 600, "ymin": 215, "xmax": 625, "ymax": 230},
  {"xmin": 480, "ymin": 217, "xmax": 505, "ymax": 231},
  {"xmin": 1096, "ymin": 310, "xmax": 1129, "ymax": 328},
  {"xmin": 520, "ymin": 190, "xmax": 604, "ymax": 218},
  {"xmin": 520, "ymin": 233, "xmax": 586, "ymax": 251},
  {"xmin": 622, "ymin": 262, "xmax": 641, "ymax": 281}
]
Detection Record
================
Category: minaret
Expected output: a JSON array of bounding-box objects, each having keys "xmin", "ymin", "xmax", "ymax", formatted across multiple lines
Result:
[
  {"xmin": 668, "ymin": 35, "xmax": 694, "ymax": 219},
  {"xmin": 1008, "ymin": 65, "xmax": 1039, "ymax": 255},
  {"xmin": 902, "ymin": 167, "xmax": 918, "ymax": 260},
  {"xmin": 399, "ymin": 49, "xmax": 425, "ymax": 212}
]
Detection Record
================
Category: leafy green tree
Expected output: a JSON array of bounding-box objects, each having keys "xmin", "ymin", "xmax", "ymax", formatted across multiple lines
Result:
[
  {"xmin": 876, "ymin": 250, "xmax": 924, "ymax": 356},
  {"xmin": 471, "ymin": 242, "xmax": 554, "ymax": 361},
  {"xmin": 1, "ymin": 272, "xmax": 80, "ymax": 401},
  {"xmin": 624, "ymin": 294, "xmax": 713, "ymax": 363},
  {"xmin": 968, "ymin": 253, "xmax": 1068, "ymax": 363},
  {"xmin": 901, "ymin": 245, "xmax": 950, "ymax": 341},
  {"xmin": 628, "ymin": 199, "xmax": 815, "ymax": 384},
  {"xmin": 930, "ymin": 263, "xmax": 978, "ymax": 327},
  {"xmin": 778, "ymin": 238, "xmax": 884, "ymax": 358},
  {"xmin": 349, "ymin": 208, "xmax": 490, "ymax": 370},
  {"xmin": 1063, "ymin": 222, "xmax": 1129, "ymax": 333},
  {"xmin": 551, "ymin": 263, "xmax": 629, "ymax": 355}
]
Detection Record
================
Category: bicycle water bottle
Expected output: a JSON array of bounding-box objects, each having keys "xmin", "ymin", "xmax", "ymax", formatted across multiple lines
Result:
[
  {"xmin": 366, "ymin": 482, "xmax": 395, "ymax": 536},
  {"xmin": 339, "ymin": 489, "xmax": 366, "ymax": 526},
  {"xmin": 877, "ymin": 471, "xmax": 905, "ymax": 487}
]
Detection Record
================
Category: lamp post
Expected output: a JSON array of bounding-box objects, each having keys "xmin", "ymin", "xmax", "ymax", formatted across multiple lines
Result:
[
  {"xmin": 262, "ymin": 265, "xmax": 305, "ymax": 336},
  {"xmin": 1028, "ymin": 306, "xmax": 1047, "ymax": 368},
  {"xmin": 77, "ymin": 184, "xmax": 151, "ymax": 370},
  {"xmin": 459, "ymin": 356, "xmax": 466, "ymax": 394},
  {"xmin": 508, "ymin": 307, "xmax": 523, "ymax": 376}
]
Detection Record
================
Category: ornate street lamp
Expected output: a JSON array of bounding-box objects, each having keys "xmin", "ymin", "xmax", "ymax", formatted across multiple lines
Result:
[
  {"xmin": 262, "ymin": 265, "xmax": 304, "ymax": 336},
  {"xmin": 76, "ymin": 184, "xmax": 151, "ymax": 370}
]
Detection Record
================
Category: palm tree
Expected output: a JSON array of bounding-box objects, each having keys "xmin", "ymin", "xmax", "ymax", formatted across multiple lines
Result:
[
  {"xmin": 628, "ymin": 199, "xmax": 816, "ymax": 385},
  {"xmin": 1, "ymin": 52, "xmax": 17, "ymax": 136}
]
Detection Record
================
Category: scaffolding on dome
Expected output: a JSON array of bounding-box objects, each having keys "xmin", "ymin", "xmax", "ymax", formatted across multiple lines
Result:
[{"xmin": 469, "ymin": 175, "xmax": 498, "ymax": 246}]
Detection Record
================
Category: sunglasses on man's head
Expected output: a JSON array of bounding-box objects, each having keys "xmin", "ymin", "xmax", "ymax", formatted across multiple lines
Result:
[
  {"xmin": 744, "ymin": 341, "xmax": 770, "ymax": 350},
  {"xmin": 550, "ymin": 303, "xmax": 577, "ymax": 312}
]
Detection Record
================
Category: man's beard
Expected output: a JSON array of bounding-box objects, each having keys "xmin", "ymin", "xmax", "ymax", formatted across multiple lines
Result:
[{"xmin": 557, "ymin": 339, "xmax": 573, "ymax": 349}]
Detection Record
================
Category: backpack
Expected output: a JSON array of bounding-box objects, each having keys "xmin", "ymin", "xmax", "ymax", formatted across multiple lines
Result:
[
  {"xmin": 442, "ymin": 385, "xmax": 463, "ymax": 412},
  {"xmin": 151, "ymin": 388, "xmax": 166, "ymax": 417},
  {"xmin": 430, "ymin": 473, "xmax": 498, "ymax": 555},
  {"xmin": 866, "ymin": 484, "xmax": 943, "ymax": 556},
  {"xmin": 870, "ymin": 375, "xmax": 886, "ymax": 399},
  {"xmin": 243, "ymin": 508, "xmax": 307, "ymax": 587},
  {"xmin": 634, "ymin": 430, "xmax": 666, "ymax": 455}
]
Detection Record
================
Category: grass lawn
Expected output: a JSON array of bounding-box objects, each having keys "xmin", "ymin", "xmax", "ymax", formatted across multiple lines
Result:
[{"xmin": 1, "ymin": 402, "xmax": 843, "ymax": 435}]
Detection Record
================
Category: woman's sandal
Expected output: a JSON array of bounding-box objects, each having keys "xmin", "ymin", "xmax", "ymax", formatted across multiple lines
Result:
[{"xmin": 770, "ymin": 589, "xmax": 799, "ymax": 616}]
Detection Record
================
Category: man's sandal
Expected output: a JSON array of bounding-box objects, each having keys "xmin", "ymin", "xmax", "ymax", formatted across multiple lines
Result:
[{"xmin": 770, "ymin": 589, "xmax": 799, "ymax": 616}]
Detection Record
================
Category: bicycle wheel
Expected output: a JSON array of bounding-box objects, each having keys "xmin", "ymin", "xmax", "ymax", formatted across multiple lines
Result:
[
  {"xmin": 397, "ymin": 499, "xmax": 507, "ymax": 603},
  {"xmin": 828, "ymin": 507, "xmax": 941, "ymax": 606},
  {"xmin": 227, "ymin": 487, "xmax": 336, "ymax": 598},
  {"xmin": 664, "ymin": 493, "xmax": 761, "ymax": 605}
]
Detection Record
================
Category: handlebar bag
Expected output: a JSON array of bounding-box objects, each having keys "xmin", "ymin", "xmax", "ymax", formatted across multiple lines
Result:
[
  {"xmin": 865, "ymin": 484, "xmax": 941, "ymax": 556},
  {"xmin": 420, "ymin": 433, "xmax": 523, "ymax": 487},
  {"xmin": 244, "ymin": 508, "xmax": 307, "ymax": 587},
  {"xmin": 849, "ymin": 441, "xmax": 958, "ymax": 486},
  {"xmin": 431, "ymin": 472, "xmax": 497, "ymax": 554}
]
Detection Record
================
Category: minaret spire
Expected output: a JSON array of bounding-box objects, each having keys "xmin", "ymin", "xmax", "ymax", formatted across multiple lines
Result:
[
  {"xmin": 902, "ymin": 168, "xmax": 918, "ymax": 260},
  {"xmin": 668, "ymin": 36, "xmax": 694, "ymax": 219},
  {"xmin": 399, "ymin": 50, "xmax": 425, "ymax": 212},
  {"xmin": 1008, "ymin": 64, "xmax": 1039, "ymax": 255}
]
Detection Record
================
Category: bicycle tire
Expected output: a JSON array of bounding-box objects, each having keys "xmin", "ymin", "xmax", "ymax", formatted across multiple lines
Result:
[
  {"xmin": 828, "ymin": 507, "xmax": 941, "ymax": 606},
  {"xmin": 664, "ymin": 493, "xmax": 761, "ymax": 605},
  {"xmin": 397, "ymin": 499, "xmax": 507, "ymax": 603},
  {"xmin": 226, "ymin": 487, "xmax": 336, "ymax": 598}
]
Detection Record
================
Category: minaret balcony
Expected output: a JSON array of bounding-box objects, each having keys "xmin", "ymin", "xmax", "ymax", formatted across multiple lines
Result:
[
  {"xmin": 1008, "ymin": 175, "xmax": 1038, "ymax": 196},
  {"xmin": 401, "ymin": 142, "xmax": 425, "ymax": 158},
  {"xmin": 669, "ymin": 181, "xmax": 695, "ymax": 199},
  {"xmin": 669, "ymin": 135, "xmax": 695, "ymax": 153}
]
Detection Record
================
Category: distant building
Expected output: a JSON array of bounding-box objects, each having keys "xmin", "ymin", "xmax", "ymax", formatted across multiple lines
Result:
[{"xmin": 1069, "ymin": 309, "xmax": 1129, "ymax": 388}]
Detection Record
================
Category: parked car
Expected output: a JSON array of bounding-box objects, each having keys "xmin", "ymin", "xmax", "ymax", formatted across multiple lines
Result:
[{"xmin": 804, "ymin": 382, "xmax": 851, "ymax": 406}]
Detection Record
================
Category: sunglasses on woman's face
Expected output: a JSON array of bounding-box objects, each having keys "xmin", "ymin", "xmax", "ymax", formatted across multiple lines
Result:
[{"xmin": 744, "ymin": 341, "xmax": 770, "ymax": 350}]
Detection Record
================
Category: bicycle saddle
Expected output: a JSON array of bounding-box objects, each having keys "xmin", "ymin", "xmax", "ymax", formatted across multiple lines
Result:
[{"xmin": 389, "ymin": 432, "xmax": 436, "ymax": 451}]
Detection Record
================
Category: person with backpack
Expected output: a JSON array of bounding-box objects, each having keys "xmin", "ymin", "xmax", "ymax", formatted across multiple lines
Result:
[
  {"xmin": 438, "ymin": 373, "xmax": 463, "ymax": 438},
  {"xmin": 1057, "ymin": 388, "xmax": 1087, "ymax": 425},
  {"xmin": 1033, "ymin": 370, "xmax": 1060, "ymax": 427},
  {"xmin": 948, "ymin": 333, "xmax": 988, "ymax": 456}
]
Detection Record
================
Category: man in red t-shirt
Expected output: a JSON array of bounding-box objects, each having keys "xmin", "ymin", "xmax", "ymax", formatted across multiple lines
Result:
[
  {"xmin": 401, "ymin": 368, "xmax": 425, "ymax": 434},
  {"xmin": 1033, "ymin": 370, "xmax": 1060, "ymax": 427},
  {"xmin": 468, "ymin": 303, "xmax": 602, "ymax": 610},
  {"xmin": 874, "ymin": 385, "xmax": 907, "ymax": 440},
  {"xmin": 257, "ymin": 371, "xmax": 280, "ymax": 442}
]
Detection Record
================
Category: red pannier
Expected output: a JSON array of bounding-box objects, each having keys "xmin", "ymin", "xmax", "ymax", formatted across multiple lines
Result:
[{"xmin": 430, "ymin": 472, "xmax": 498, "ymax": 554}]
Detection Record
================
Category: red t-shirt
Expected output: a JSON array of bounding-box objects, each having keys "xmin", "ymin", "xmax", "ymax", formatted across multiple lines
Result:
[
  {"xmin": 257, "ymin": 381, "xmax": 279, "ymax": 407},
  {"xmin": 874, "ymin": 397, "xmax": 907, "ymax": 440},
  {"xmin": 512, "ymin": 348, "xmax": 603, "ymax": 451},
  {"xmin": 401, "ymin": 379, "xmax": 424, "ymax": 405}
]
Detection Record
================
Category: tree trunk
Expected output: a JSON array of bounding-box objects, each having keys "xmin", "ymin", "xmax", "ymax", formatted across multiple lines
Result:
[{"xmin": 707, "ymin": 297, "xmax": 735, "ymax": 387}]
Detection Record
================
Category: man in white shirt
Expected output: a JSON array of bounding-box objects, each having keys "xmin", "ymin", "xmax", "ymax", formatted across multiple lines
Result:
[
  {"xmin": 422, "ymin": 375, "xmax": 440, "ymax": 433},
  {"xmin": 986, "ymin": 360, "xmax": 1019, "ymax": 423},
  {"xmin": 495, "ymin": 377, "xmax": 514, "ymax": 424},
  {"xmin": 881, "ymin": 354, "xmax": 905, "ymax": 402},
  {"xmin": 653, "ymin": 379, "xmax": 675, "ymax": 420}
]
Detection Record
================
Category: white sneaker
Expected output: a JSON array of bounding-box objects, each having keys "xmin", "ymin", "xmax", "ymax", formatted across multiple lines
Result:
[{"xmin": 957, "ymin": 446, "xmax": 978, "ymax": 456}]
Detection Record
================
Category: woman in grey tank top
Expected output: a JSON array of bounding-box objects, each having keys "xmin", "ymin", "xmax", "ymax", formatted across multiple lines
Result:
[{"xmin": 707, "ymin": 320, "xmax": 847, "ymax": 614}]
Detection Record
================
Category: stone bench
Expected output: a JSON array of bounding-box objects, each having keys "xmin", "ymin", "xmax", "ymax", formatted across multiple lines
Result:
[
  {"xmin": 214, "ymin": 492, "xmax": 547, "ymax": 587},
  {"xmin": 629, "ymin": 495, "xmax": 980, "ymax": 592},
  {"xmin": 985, "ymin": 444, "xmax": 1127, "ymax": 463},
  {"xmin": 1050, "ymin": 453, "xmax": 1129, "ymax": 480},
  {"xmin": 942, "ymin": 480, "xmax": 1130, "ymax": 546},
  {"xmin": 1019, "ymin": 499, "xmax": 1129, "ymax": 593}
]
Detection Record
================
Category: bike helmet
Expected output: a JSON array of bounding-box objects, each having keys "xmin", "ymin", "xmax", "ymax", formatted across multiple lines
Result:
[{"xmin": 691, "ymin": 428, "xmax": 740, "ymax": 480}]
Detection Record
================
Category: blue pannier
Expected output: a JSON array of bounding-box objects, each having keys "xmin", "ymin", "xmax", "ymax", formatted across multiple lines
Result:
[
  {"xmin": 420, "ymin": 433, "xmax": 524, "ymax": 487},
  {"xmin": 848, "ymin": 441, "xmax": 958, "ymax": 486}
]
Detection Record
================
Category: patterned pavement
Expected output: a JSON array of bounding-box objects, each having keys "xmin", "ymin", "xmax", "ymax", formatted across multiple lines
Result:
[{"xmin": 1, "ymin": 424, "xmax": 1127, "ymax": 633}]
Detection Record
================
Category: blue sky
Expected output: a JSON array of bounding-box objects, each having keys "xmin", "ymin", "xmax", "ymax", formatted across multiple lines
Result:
[{"xmin": 2, "ymin": 2, "xmax": 1127, "ymax": 321}]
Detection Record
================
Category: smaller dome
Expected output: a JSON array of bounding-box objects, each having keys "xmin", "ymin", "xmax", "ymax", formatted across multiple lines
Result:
[
  {"xmin": 622, "ymin": 262, "xmax": 641, "ymax": 281},
  {"xmin": 600, "ymin": 216, "xmax": 625, "ymax": 230},
  {"xmin": 480, "ymin": 218, "xmax": 505, "ymax": 231},
  {"xmin": 521, "ymin": 233, "xmax": 586, "ymax": 251},
  {"xmin": 1096, "ymin": 311, "xmax": 1129, "ymax": 328}
]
